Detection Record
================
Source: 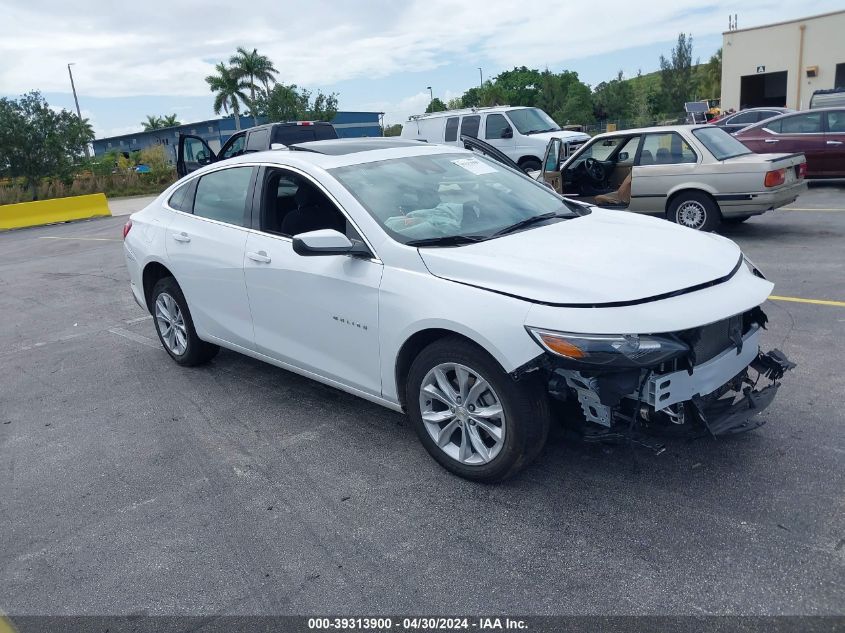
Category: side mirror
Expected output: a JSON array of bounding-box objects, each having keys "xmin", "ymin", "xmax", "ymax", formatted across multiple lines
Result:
[
  {"xmin": 618, "ymin": 151, "xmax": 629, "ymax": 161},
  {"xmin": 501, "ymin": 127, "xmax": 513, "ymax": 139},
  {"xmin": 292, "ymin": 229, "xmax": 371, "ymax": 258}
]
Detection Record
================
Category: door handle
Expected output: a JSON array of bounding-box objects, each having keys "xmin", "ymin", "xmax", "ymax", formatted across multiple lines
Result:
[
  {"xmin": 764, "ymin": 139, "xmax": 779, "ymax": 143},
  {"xmin": 827, "ymin": 140, "xmax": 843, "ymax": 145},
  {"xmin": 171, "ymin": 232, "xmax": 191, "ymax": 243},
  {"xmin": 246, "ymin": 250, "xmax": 271, "ymax": 264}
]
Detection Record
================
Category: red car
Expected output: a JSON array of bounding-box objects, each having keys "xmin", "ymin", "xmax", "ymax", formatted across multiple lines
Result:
[{"xmin": 734, "ymin": 107, "xmax": 845, "ymax": 178}]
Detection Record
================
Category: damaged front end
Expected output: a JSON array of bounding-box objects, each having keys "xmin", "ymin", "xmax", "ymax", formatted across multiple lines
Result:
[{"xmin": 520, "ymin": 307, "xmax": 795, "ymax": 440}]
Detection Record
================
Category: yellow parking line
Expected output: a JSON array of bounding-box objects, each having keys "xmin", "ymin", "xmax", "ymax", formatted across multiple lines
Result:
[
  {"xmin": 770, "ymin": 295, "xmax": 845, "ymax": 307},
  {"xmin": 782, "ymin": 207, "xmax": 845, "ymax": 212},
  {"xmin": 38, "ymin": 236, "xmax": 121, "ymax": 241}
]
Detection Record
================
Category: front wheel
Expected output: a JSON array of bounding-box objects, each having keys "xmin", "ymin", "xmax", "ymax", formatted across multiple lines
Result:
[
  {"xmin": 406, "ymin": 338, "xmax": 549, "ymax": 482},
  {"xmin": 667, "ymin": 192, "xmax": 721, "ymax": 231},
  {"xmin": 519, "ymin": 158, "xmax": 542, "ymax": 173},
  {"xmin": 151, "ymin": 277, "xmax": 219, "ymax": 366}
]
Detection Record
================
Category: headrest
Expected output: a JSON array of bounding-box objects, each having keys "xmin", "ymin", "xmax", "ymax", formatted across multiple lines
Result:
[{"xmin": 295, "ymin": 184, "xmax": 319, "ymax": 207}]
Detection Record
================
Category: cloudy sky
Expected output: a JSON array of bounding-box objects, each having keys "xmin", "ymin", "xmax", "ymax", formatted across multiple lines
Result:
[{"xmin": 2, "ymin": 0, "xmax": 843, "ymax": 137}]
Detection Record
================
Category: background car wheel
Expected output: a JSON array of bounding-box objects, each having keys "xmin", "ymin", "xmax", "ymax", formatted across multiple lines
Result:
[
  {"xmin": 667, "ymin": 192, "xmax": 721, "ymax": 231},
  {"xmin": 723, "ymin": 215, "xmax": 751, "ymax": 224},
  {"xmin": 151, "ymin": 277, "xmax": 219, "ymax": 366},
  {"xmin": 406, "ymin": 337, "xmax": 549, "ymax": 482},
  {"xmin": 519, "ymin": 158, "xmax": 542, "ymax": 173}
]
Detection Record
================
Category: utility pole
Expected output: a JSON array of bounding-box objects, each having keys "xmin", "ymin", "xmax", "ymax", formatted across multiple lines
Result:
[
  {"xmin": 67, "ymin": 63, "xmax": 90, "ymax": 158},
  {"xmin": 478, "ymin": 68, "xmax": 483, "ymax": 88}
]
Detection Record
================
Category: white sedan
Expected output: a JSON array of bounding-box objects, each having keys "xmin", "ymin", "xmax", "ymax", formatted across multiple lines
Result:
[{"xmin": 123, "ymin": 138, "xmax": 793, "ymax": 481}]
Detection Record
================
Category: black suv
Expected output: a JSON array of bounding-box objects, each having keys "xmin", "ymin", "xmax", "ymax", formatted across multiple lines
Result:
[{"xmin": 176, "ymin": 121, "xmax": 338, "ymax": 176}]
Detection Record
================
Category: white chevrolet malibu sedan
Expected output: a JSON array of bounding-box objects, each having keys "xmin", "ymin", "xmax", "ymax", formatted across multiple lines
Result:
[{"xmin": 123, "ymin": 138, "xmax": 793, "ymax": 481}]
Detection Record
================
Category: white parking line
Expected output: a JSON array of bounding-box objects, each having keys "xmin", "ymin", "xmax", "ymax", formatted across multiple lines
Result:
[
  {"xmin": 38, "ymin": 236, "xmax": 122, "ymax": 241},
  {"xmin": 125, "ymin": 315, "xmax": 153, "ymax": 324},
  {"xmin": 108, "ymin": 327, "xmax": 162, "ymax": 350}
]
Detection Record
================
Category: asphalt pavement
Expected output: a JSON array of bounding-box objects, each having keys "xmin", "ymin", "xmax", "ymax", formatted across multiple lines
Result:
[{"xmin": 1, "ymin": 185, "xmax": 843, "ymax": 617}]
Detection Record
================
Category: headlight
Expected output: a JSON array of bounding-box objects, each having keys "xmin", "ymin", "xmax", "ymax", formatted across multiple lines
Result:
[
  {"xmin": 526, "ymin": 328, "xmax": 689, "ymax": 368},
  {"xmin": 743, "ymin": 254, "xmax": 766, "ymax": 279}
]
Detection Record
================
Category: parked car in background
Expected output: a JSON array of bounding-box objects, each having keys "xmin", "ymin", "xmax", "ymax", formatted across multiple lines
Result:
[
  {"xmin": 711, "ymin": 107, "xmax": 793, "ymax": 134},
  {"xmin": 508, "ymin": 125, "xmax": 806, "ymax": 231},
  {"xmin": 124, "ymin": 138, "xmax": 793, "ymax": 481},
  {"xmin": 400, "ymin": 106, "xmax": 590, "ymax": 173},
  {"xmin": 809, "ymin": 87, "xmax": 845, "ymax": 109},
  {"xmin": 177, "ymin": 121, "xmax": 337, "ymax": 176},
  {"xmin": 734, "ymin": 108, "xmax": 845, "ymax": 178}
]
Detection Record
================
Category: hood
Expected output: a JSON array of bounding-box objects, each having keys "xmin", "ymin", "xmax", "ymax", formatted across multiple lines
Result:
[
  {"xmin": 531, "ymin": 130, "xmax": 591, "ymax": 143},
  {"xmin": 418, "ymin": 208, "xmax": 742, "ymax": 306}
]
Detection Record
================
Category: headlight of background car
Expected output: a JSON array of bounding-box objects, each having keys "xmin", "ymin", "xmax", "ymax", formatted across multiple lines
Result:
[
  {"xmin": 526, "ymin": 328, "xmax": 689, "ymax": 368},
  {"xmin": 742, "ymin": 253, "xmax": 767, "ymax": 279}
]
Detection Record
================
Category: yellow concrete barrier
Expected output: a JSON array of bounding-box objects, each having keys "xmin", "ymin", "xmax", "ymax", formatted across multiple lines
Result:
[{"xmin": 0, "ymin": 193, "xmax": 112, "ymax": 230}]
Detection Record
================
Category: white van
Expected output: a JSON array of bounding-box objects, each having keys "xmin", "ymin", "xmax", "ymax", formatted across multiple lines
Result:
[{"xmin": 400, "ymin": 106, "xmax": 591, "ymax": 172}]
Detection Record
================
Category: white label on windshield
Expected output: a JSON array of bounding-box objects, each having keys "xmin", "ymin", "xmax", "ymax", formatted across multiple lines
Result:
[{"xmin": 451, "ymin": 157, "xmax": 497, "ymax": 175}]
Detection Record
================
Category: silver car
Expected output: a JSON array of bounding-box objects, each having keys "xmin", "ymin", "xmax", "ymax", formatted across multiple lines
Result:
[{"xmin": 537, "ymin": 125, "xmax": 807, "ymax": 231}]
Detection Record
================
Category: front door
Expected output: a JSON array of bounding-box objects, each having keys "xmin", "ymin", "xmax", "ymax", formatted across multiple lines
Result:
[
  {"xmin": 165, "ymin": 166, "xmax": 256, "ymax": 349},
  {"xmin": 176, "ymin": 134, "xmax": 218, "ymax": 177},
  {"xmin": 541, "ymin": 138, "xmax": 563, "ymax": 193},
  {"xmin": 243, "ymin": 168, "xmax": 384, "ymax": 397}
]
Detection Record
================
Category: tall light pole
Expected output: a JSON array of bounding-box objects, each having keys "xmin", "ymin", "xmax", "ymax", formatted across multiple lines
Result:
[
  {"xmin": 67, "ymin": 63, "xmax": 90, "ymax": 158},
  {"xmin": 427, "ymin": 86, "xmax": 433, "ymax": 103},
  {"xmin": 478, "ymin": 68, "xmax": 483, "ymax": 89}
]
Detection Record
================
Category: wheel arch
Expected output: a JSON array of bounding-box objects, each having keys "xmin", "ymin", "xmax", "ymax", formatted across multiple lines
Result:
[
  {"xmin": 394, "ymin": 327, "xmax": 510, "ymax": 411},
  {"xmin": 517, "ymin": 154, "xmax": 541, "ymax": 167},
  {"xmin": 141, "ymin": 260, "xmax": 176, "ymax": 312},
  {"xmin": 665, "ymin": 186, "xmax": 720, "ymax": 217}
]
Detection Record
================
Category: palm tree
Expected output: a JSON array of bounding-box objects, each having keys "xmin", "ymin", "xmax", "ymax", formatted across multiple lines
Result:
[
  {"xmin": 160, "ymin": 114, "xmax": 181, "ymax": 127},
  {"xmin": 141, "ymin": 115, "xmax": 164, "ymax": 131},
  {"xmin": 205, "ymin": 62, "xmax": 249, "ymax": 130},
  {"xmin": 229, "ymin": 47, "xmax": 278, "ymax": 125}
]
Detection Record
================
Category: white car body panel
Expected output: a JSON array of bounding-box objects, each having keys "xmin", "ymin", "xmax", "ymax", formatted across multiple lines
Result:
[{"xmin": 123, "ymin": 143, "xmax": 777, "ymax": 412}]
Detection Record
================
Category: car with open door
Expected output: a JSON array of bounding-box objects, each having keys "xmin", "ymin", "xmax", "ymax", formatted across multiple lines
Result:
[
  {"xmin": 176, "ymin": 121, "xmax": 338, "ymax": 177},
  {"xmin": 123, "ymin": 137, "xmax": 793, "ymax": 482},
  {"xmin": 734, "ymin": 108, "xmax": 845, "ymax": 178},
  {"xmin": 531, "ymin": 125, "xmax": 807, "ymax": 230}
]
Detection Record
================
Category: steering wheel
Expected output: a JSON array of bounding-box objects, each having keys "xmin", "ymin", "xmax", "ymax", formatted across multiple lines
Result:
[{"xmin": 583, "ymin": 157, "xmax": 605, "ymax": 183}]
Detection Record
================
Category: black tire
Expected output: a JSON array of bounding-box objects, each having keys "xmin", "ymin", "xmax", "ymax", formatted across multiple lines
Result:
[
  {"xmin": 667, "ymin": 191, "xmax": 721, "ymax": 231},
  {"xmin": 723, "ymin": 215, "xmax": 751, "ymax": 224},
  {"xmin": 406, "ymin": 337, "xmax": 550, "ymax": 482},
  {"xmin": 150, "ymin": 277, "xmax": 219, "ymax": 366},
  {"xmin": 519, "ymin": 158, "xmax": 542, "ymax": 173}
]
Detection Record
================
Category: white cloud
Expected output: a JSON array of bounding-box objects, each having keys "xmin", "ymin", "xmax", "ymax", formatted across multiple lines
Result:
[{"xmin": 1, "ymin": 0, "xmax": 843, "ymax": 100}]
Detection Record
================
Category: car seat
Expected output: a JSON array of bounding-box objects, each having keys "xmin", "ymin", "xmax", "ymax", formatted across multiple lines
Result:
[
  {"xmin": 280, "ymin": 184, "xmax": 346, "ymax": 236},
  {"xmin": 594, "ymin": 172, "xmax": 632, "ymax": 206},
  {"xmin": 640, "ymin": 150, "xmax": 654, "ymax": 165}
]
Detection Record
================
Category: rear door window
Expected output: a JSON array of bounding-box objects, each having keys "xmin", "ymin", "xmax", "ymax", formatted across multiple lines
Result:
[
  {"xmin": 827, "ymin": 110, "xmax": 845, "ymax": 133},
  {"xmin": 460, "ymin": 115, "xmax": 480, "ymax": 139},
  {"xmin": 444, "ymin": 117, "xmax": 459, "ymax": 142},
  {"xmin": 639, "ymin": 132, "xmax": 697, "ymax": 165},
  {"xmin": 193, "ymin": 167, "xmax": 254, "ymax": 227}
]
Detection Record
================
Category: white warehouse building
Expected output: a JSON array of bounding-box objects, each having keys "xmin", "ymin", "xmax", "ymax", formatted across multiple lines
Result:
[{"xmin": 720, "ymin": 10, "xmax": 845, "ymax": 111}]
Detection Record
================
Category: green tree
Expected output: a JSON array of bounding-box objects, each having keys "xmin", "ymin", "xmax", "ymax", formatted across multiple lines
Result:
[
  {"xmin": 253, "ymin": 83, "xmax": 338, "ymax": 122},
  {"xmin": 0, "ymin": 91, "xmax": 94, "ymax": 200},
  {"xmin": 229, "ymin": 47, "xmax": 279, "ymax": 125},
  {"xmin": 697, "ymin": 48, "xmax": 722, "ymax": 100},
  {"xmin": 593, "ymin": 71, "xmax": 634, "ymax": 122},
  {"xmin": 659, "ymin": 33, "xmax": 697, "ymax": 116},
  {"xmin": 142, "ymin": 115, "xmax": 163, "ymax": 131},
  {"xmin": 446, "ymin": 97, "xmax": 464, "ymax": 110},
  {"xmin": 425, "ymin": 97, "xmax": 447, "ymax": 113},
  {"xmin": 382, "ymin": 123, "xmax": 403, "ymax": 137},
  {"xmin": 160, "ymin": 114, "xmax": 181, "ymax": 127},
  {"xmin": 205, "ymin": 62, "xmax": 249, "ymax": 130}
]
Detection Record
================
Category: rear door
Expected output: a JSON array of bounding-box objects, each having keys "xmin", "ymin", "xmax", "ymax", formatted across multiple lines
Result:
[
  {"xmin": 177, "ymin": 134, "xmax": 218, "ymax": 177},
  {"xmin": 823, "ymin": 110, "xmax": 845, "ymax": 176},
  {"xmin": 630, "ymin": 131, "xmax": 698, "ymax": 213},
  {"xmin": 165, "ymin": 165, "xmax": 257, "ymax": 349}
]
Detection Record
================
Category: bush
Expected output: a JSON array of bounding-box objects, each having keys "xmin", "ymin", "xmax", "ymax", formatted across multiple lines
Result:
[{"xmin": 0, "ymin": 168, "xmax": 177, "ymax": 205}]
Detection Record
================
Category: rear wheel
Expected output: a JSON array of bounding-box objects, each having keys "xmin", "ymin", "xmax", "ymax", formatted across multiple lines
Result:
[
  {"xmin": 667, "ymin": 191, "xmax": 721, "ymax": 231},
  {"xmin": 406, "ymin": 338, "xmax": 549, "ymax": 482},
  {"xmin": 151, "ymin": 277, "xmax": 219, "ymax": 366}
]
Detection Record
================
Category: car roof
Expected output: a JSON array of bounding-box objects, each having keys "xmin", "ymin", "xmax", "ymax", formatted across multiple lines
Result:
[
  {"xmin": 741, "ymin": 106, "xmax": 844, "ymax": 130},
  {"xmin": 291, "ymin": 138, "xmax": 427, "ymax": 155},
  {"xmin": 592, "ymin": 124, "xmax": 707, "ymax": 136}
]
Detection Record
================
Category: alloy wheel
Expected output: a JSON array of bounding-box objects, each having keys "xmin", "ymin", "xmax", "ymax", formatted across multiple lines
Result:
[
  {"xmin": 419, "ymin": 363, "xmax": 506, "ymax": 465},
  {"xmin": 154, "ymin": 292, "xmax": 188, "ymax": 355},
  {"xmin": 676, "ymin": 200, "xmax": 707, "ymax": 230}
]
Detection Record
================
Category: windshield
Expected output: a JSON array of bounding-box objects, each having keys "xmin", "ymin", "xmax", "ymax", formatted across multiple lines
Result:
[
  {"xmin": 329, "ymin": 153, "xmax": 580, "ymax": 245},
  {"xmin": 506, "ymin": 108, "xmax": 561, "ymax": 134},
  {"xmin": 693, "ymin": 127, "xmax": 752, "ymax": 160}
]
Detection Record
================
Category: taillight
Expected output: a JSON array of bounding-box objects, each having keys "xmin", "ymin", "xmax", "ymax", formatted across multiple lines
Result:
[
  {"xmin": 798, "ymin": 162, "xmax": 807, "ymax": 179},
  {"xmin": 123, "ymin": 219, "xmax": 133, "ymax": 239},
  {"xmin": 764, "ymin": 168, "xmax": 786, "ymax": 187}
]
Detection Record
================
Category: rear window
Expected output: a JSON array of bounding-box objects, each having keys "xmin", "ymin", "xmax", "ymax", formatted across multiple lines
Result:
[
  {"xmin": 693, "ymin": 127, "xmax": 751, "ymax": 160},
  {"xmin": 271, "ymin": 124, "xmax": 338, "ymax": 145}
]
